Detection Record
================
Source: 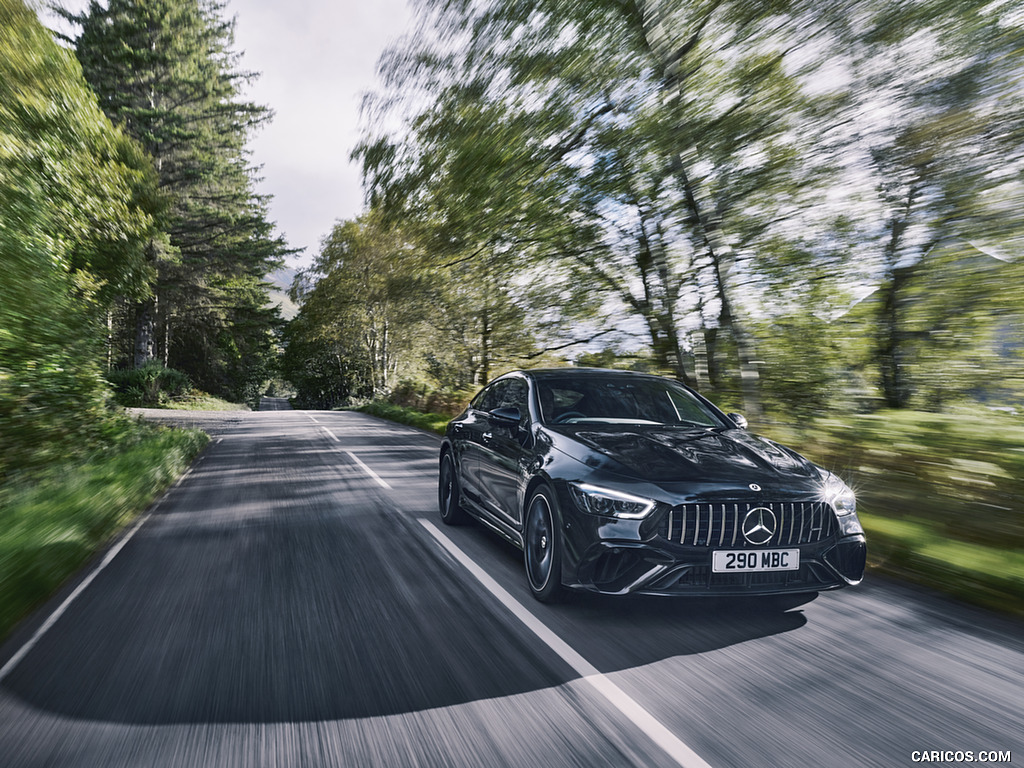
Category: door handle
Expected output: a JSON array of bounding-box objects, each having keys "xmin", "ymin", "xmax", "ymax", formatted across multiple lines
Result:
[{"xmin": 482, "ymin": 432, "xmax": 493, "ymax": 442}]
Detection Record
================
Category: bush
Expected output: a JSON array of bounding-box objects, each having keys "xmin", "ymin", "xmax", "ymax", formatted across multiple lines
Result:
[
  {"xmin": 387, "ymin": 380, "xmax": 474, "ymax": 418},
  {"xmin": 106, "ymin": 361, "xmax": 192, "ymax": 406},
  {"xmin": 357, "ymin": 401, "xmax": 451, "ymax": 434}
]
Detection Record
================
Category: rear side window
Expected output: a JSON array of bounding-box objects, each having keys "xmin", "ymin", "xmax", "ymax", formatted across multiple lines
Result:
[
  {"xmin": 497, "ymin": 378, "xmax": 530, "ymax": 423},
  {"xmin": 472, "ymin": 380, "xmax": 508, "ymax": 412}
]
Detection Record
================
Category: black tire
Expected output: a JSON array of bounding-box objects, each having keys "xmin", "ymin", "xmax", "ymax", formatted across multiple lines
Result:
[
  {"xmin": 524, "ymin": 485, "xmax": 564, "ymax": 603},
  {"xmin": 439, "ymin": 452, "xmax": 470, "ymax": 525}
]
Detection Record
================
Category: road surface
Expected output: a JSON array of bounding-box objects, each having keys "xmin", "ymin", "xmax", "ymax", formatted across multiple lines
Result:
[{"xmin": 0, "ymin": 403, "xmax": 1020, "ymax": 766}]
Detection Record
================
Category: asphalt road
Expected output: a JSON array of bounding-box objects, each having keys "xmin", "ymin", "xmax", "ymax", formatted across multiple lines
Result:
[{"xmin": 0, "ymin": 402, "xmax": 1021, "ymax": 767}]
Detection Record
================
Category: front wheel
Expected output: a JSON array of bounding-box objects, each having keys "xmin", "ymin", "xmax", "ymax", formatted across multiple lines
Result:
[
  {"xmin": 438, "ymin": 453, "xmax": 469, "ymax": 525},
  {"xmin": 524, "ymin": 486, "xmax": 564, "ymax": 603}
]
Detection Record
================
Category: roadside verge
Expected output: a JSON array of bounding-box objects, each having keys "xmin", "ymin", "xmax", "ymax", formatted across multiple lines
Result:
[{"xmin": 0, "ymin": 422, "xmax": 208, "ymax": 641}]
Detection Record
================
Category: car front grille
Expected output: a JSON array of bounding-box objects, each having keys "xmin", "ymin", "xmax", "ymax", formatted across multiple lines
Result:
[{"xmin": 661, "ymin": 500, "xmax": 836, "ymax": 547}]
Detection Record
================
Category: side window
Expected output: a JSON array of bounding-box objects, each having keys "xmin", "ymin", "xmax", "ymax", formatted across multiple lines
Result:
[{"xmin": 474, "ymin": 380, "xmax": 508, "ymax": 413}]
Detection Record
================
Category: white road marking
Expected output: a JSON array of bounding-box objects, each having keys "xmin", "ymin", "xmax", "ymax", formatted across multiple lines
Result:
[
  {"xmin": 345, "ymin": 451, "xmax": 393, "ymax": 490},
  {"xmin": 419, "ymin": 519, "xmax": 714, "ymax": 768},
  {"xmin": 0, "ymin": 463, "xmax": 197, "ymax": 683},
  {"xmin": 319, "ymin": 425, "xmax": 394, "ymax": 490}
]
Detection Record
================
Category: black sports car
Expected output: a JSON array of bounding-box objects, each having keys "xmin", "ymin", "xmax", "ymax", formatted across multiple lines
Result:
[{"xmin": 438, "ymin": 368, "xmax": 866, "ymax": 602}]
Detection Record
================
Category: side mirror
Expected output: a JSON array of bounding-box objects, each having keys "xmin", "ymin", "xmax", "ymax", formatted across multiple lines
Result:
[
  {"xmin": 489, "ymin": 407, "xmax": 521, "ymax": 426},
  {"xmin": 727, "ymin": 412, "xmax": 748, "ymax": 430}
]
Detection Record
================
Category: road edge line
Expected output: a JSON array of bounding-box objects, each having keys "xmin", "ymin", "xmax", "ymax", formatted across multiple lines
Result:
[
  {"xmin": 419, "ymin": 518, "xmax": 713, "ymax": 768},
  {"xmin": 0, "ymin": 457, "xmax": 199, "ymax": 683}
]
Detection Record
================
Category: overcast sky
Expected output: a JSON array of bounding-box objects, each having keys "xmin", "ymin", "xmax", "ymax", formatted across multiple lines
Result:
[
  {"xmin": 226, "ymin": 0, "xmax": 414, "ymax": 269},
  {"xmin": 44, "ymin": 0, "xmax": 416, "ymax": 270}
]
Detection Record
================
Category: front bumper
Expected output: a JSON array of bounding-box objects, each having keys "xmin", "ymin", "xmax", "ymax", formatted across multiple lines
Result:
[
  {"xmin": 571, "ymin": 535, "xmax": 866, "ymax": 596},
  {"xmin": 555, "ymin": 483, "xmax": 867, "ymax": 596}
]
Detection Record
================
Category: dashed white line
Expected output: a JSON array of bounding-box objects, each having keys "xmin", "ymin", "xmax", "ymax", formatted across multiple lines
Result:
[
  {"xmin": 319, "ymin": 425, "xmax": 393, "ymax": 490},
  {"xmin": 345, "ymin": 451, "xmax": 393, "ymax": 489},
  {"xmin": 419, "ymin": 519, "xmax": 713, "ymax": 768}
]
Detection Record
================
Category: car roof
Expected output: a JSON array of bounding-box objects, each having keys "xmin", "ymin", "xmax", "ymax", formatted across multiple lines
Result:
[
  {"xmin": 518, "ymin": 367, "xmax": 667, "ymax": 378},
  {"xmin": 498, "ymin": 367, "xmax": 685, "ymax": 384}
]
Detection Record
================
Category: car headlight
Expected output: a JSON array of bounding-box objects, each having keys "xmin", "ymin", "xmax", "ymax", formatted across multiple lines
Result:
[
  {"xmin": 821, "ymin": 472, "xmax": 857, "ymax": 516},
  {"xmin": 568, "ymin": 483, "xmax": 655, "ymax": 519}
]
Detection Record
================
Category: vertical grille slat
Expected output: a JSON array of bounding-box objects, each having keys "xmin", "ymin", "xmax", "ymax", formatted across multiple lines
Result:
[{"xmin": 663, "ymin": 500, "xmax": 836, "ymax": 547}]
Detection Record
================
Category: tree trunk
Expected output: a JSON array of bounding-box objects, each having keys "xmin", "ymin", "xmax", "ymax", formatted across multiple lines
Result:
[
  {"xmin": 876, "ymin": 187, "xmax": 919, "ymax": 409},
  {"xmin": 106, "ymin": 309, "xmax": 113, "ymax": 371},
  {"xmin": 134, "ymin": 296, "xmax": 156, "ymax": 368},
  {"xmin": 878, "ymin": 264, "xmax": 915, "ymax": 408},
  {"xmin": 479, "ymin": 302, "xmax": 491, "ymax": 386},
  {"xmin": 624, "ymin": 1, "xmax": 761, "ymax": 417},
  {"xmin": 675, "ymin": 156, "xmax": 762, "ymax": 419},
  {"xmin": 659, "ymin": 316, "xmax": 695, "ymax": 387},
  {"xmin": 702, "ymin": 327, "xmax": 721, "ymax": 390}
]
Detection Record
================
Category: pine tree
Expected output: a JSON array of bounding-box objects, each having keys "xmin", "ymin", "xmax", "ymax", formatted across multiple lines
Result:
[{"xmin": 64, "ymin": 0, "xmax": 288, "ymax": 401}]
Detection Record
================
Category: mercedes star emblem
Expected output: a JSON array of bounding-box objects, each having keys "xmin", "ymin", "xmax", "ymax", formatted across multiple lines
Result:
[
  {"xmin": 742, "ymin": 507, "xmax": 777, "ymax": 545},
  {"xmin": 749, "ymin": 483, "xmax": 761, "ymax": 492}
]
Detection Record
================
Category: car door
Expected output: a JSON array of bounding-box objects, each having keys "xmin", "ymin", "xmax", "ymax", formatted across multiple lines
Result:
[
  {"xmin": 456, "ymin": 380, "xmax": 507, "ymax": 509},
  {"xmin": 476, "ymin": 376, "xmax": 532, "ymax": 528}
]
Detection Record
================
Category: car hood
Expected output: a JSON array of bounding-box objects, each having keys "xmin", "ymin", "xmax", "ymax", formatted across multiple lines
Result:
[{"xmin": 548, "ymin": 425, "xmax": 820, "ymax": 489}]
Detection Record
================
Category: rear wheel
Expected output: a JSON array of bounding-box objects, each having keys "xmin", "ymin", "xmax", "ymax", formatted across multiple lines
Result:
[
  {"xmin": 438, "ymin": 453, "xmax": 469, "ymax": 525},
  {"xmin": 524, "ymin": 486, "xmax": 564, "ymax": 603}
]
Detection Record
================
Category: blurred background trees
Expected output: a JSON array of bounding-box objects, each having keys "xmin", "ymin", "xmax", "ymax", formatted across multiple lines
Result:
[
  {"xmin": 0, "ymin": 0, "xmax": 158, "ymax": 477},
  {"xmin": 3, "ymin": 0, "xmax": 1023, "ymax": 423},
  {"xmin": 284, "ymin": 0, "xmax": 1024, "ymax": 415}
]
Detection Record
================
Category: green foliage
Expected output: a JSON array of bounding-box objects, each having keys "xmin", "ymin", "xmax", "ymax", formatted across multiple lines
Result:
[
  {"xmin": 354, "ymin": 0, "xmax": 1024, "ymax": 417},
  {"xmin": 0, "ymin": 0, "xmax": 158, "ymax": 479},
  {"xmin": 106, "ymin": 361, "xmax": 192, "ymax": 407},
  {"xmin": 283, "ymin": 212, "xmax": 542, "ymax": 402},
  {"xmin": 296, "ymin": 215, "xmax": 435, "ymax": 394},
  {"xmin": 355, "ymin": 402, "xmax": 453, "ymax": 435},
  {"xmin": 160, "ymin": 391, "xmax": 248, "ymax": 410},
  {"xmin": 358, "ymin": 0, "xmax": 861, "ymax": 406},
  {"xmin": 860, "ymin": 512, "xmax": 1024, "ymax": 618},
  {"xmin": 386, "ymin": 380, "xmax": 476, "ymax": 418},
  {"xmin": 0, "ymin": 420, "xmax": 207, "ymax": 640},
  {"xmin": 280, "ymin": 312, "xmax": 373, "ymax": 410}
]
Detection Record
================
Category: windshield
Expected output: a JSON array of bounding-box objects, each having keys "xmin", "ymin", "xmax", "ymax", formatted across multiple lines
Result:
[{"xmin": 535, "ymin": 376, "xmax": 723, "ymax": 427}]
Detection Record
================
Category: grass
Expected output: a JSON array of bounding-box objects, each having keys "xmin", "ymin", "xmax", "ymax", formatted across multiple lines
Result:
[
  {"xmin": 161, "ymin": 391, "xmax": 249, "ymax": 411},
  {"xmin": 860, "ymin": 512, "xmax": 1024, "ymax": 617},
  {"xmin": 355, "ymin": 401, "xmax": 451, "ymax": 434},
  {"xmin": 0, "ymin": 421, "xmax": 208, "ymax": 641}
]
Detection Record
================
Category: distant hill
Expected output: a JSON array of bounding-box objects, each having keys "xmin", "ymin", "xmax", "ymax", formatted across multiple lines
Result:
[{"xmin": 266, "ymin": 267, "xmax": 300, "ymax": 320}]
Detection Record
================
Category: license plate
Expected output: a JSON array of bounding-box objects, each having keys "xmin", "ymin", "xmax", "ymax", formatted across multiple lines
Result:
[{"xmin": 712, "ymin": 549, "xmax": 800, "ymax": 573}]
